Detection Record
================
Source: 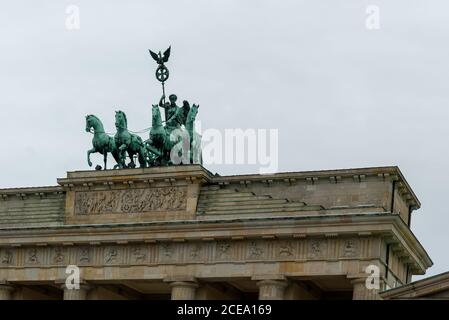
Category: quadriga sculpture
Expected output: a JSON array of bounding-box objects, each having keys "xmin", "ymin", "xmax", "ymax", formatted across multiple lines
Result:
[{"xmin": 85, "ymin": 98, "xmax": 202, "ymax": 169}]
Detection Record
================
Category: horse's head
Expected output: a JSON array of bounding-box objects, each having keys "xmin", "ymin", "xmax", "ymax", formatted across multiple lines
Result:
[
  {"xmin": 86, "ymin": 114, "xmax": 97, "ymax": 132},
  {"xmin": 115, "ymin": 110, "xmax": 128, "ymax": 130},
  {"xmin": 188, "ymin": 104, "xmax": 199, "ymax": 121},
  {"xmin": 152, "ymin": 105, "xmax": 162, "ymax": 127}
]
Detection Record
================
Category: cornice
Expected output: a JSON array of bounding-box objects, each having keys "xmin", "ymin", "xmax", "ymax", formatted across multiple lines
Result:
[
  {"xmin": 380, "ymin": 271, "xmax": 449, "ymax": 299},
  {"xmin": 0, "ymin": 186, "xmax": 64, "ymax": 199},
  {"xmin": 57, "ymin": 165, "xmax": 214, "ymax": 189}
]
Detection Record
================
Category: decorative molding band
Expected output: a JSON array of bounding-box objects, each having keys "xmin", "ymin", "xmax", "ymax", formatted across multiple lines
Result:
[{"xmin": 0, "ymin": 237, "xmax": 374, "ymax": 269}]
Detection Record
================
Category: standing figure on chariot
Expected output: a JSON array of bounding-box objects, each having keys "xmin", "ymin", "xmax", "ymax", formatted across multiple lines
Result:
[
  {"xmin": 160, "ymin": 94, "xmax": 191, "ymax": 134},
  {"xmin": 159, "ymin": 94, "xmax": 179, "ymax": 123}
]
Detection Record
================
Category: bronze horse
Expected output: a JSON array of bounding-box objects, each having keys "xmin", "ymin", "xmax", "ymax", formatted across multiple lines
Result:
[
  {"xmin": 114, "ymin": 110, "xmax": 147, "ymax": 168},
  {"xmin": 85, "ymin": 114, "xmax": 120, "ymax": 170}
]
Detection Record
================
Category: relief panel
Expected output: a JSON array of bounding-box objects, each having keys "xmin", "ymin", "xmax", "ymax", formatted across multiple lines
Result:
[{"xmin": 75, "ymin": 187, "xmax": 187, "ymax": 215}]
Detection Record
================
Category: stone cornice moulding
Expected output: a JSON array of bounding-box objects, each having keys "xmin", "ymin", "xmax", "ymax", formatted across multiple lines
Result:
[
  {"xmin": 380, "ymin": 271, "xmax": 449, "ymax": 299},
  {"xmin": 57, "ymin": 165, "xmax": 214, "ymax": 189},
  {"xmin": 0, "ymin": 186, "xmax": 64, "ymax": 199}
]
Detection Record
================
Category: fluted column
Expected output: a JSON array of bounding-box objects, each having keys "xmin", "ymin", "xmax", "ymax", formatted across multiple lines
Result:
[
  {"xmin": 61, "ymin": 284, "xmax": 91, "ymax": 300},
  {"xmin": 169, "ymin": 281, "xmax": 199, "ymax": 300},
  {"xmin": 351, "ymin": 278, "xmax": 380, "ymax": 300},
  {"xmin": 257, "ymin": 280, "xmax": 288, "ymax": 300},
  {"xmin": 0, "ymin": 284, "xmax": 14, "ymax": 300}
]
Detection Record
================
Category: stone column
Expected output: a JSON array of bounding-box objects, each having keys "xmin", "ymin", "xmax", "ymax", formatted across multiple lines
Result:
[
  {"xmin": 351, "ymin": 278, "xmax": 380, "ymax": 300},
  {"xmin": 61, "ymin": 284, "xmax": 91, "ymax": 300},
  {"xmin": 0, "ymin": 284, "xmax": 14, "ymax": 300},
  {"xmin": 257, "ymin": 280, "xmax": 288, "ymax": 300},
  {"xmin": 169, "ymin": 281, "xmax": 199, "ymax": 300}
]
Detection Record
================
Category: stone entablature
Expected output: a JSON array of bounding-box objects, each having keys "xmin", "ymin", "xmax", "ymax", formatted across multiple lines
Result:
[
  {"xmin": 0, "ymin": 165, "xmax": 432, "ymax": 300},
  {"xmin": 0, "ymin": 214, "xmax": 432, "ymax": 282}
]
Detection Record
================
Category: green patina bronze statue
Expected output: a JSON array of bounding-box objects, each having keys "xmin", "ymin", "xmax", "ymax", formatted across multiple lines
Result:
[
  {"xmin": 186, "ymin": 104, "xmax": 202, "ymax": 164},
  {"xmin": 84, "ymin": 47, "xmax": 203, "ymax": 170},
  {"xmin": 114, "ymin": 110, "xmax": 148, "ymax": 169},
  {"xmin": 85, "ymin": 114, "xmax": 120, "ymax": 170},
  {"xmin": 159, "ymin": 94, "xmax": 178, "ymax": 124}
]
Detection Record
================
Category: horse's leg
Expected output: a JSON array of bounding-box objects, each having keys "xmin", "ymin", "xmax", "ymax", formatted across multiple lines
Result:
[
  {"xmin": 128, "ymin": 151, "xmax": 136, "ymax": 168},
  {"xmin": 87, "ymin": 148, "xmax": 96, "ymax": 167},
  {"xmin": 118, "ymin": 144, "xmax": 127, "ymax": 168},
  {"xmin": 111, "ymin": 150, "xmax": 120, "ymax": 169},
  {"xmin": 126, "ymin": 149, "xmax": 132, "ymax": 168},
  {"xmin": 138, "ymin": 147, "xmax": 147, "ymax": 168},
  {"xmin": 103, "ymin": 150, "xmax": 108, "ymax": 170}
]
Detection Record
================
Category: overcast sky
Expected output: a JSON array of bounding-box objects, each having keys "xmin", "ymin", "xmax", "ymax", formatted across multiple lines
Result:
[{"xmin": 1, "ymin": 0, "xmax": 448, "ymax": 280}]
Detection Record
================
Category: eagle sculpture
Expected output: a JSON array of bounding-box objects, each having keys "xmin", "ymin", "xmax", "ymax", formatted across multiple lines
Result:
[{"xmin": 149, "ymin": 46, "xmax": 171, "ymax": 65}]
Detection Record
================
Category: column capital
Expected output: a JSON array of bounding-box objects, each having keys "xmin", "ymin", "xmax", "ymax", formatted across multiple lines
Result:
[
  {"xmin": 165, "ymin": 276, "xmax": 199, "ymax": 300},
  {"xmin": 348, "ymin": 273, "xmax": 387, "ymax": 287},
  {"xmin": 252, "ymin": 274, "xmax": 287, "ymax": 282},
  {"xmin": 57, "ymin": 280, "xmax": 92, "ymax": 300},
  {"xmin": 350, "ymin": 277, "xmax": 368, "ymax": 285},
  {"xmin": 164, "ymin": 275, "xmax": 197, "ymax": 283},
  {"xmin": 349, "ymin": 276, "xmax": 386, "ymax": 283},
  {"xmin": 59, "ymin": 283, "xmax": 92, "ymax": 291},
  {"xmin": 256, "ymin": 279, "xmax": 289, "ymax": 288},
  {"xmin": 169, "ymin": 281, "xmax": 199, "ymax": 289},
  {"xmin": 55, "ymin": 279, "xmax": 92, "ymax": 291},
  {"xmin": 255, "ymin": 277, "xmax": 288, "ymax": 300}
]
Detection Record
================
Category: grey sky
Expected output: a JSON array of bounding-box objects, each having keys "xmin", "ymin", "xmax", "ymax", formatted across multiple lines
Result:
[{"xmin": 0, "ymin": 0, "xmax": 448, "ymax": 279}]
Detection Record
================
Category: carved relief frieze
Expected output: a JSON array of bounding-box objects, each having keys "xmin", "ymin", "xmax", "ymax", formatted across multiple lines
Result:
[
  {"xmin": 74, "ymin": 187, "xmax": 187, "ymax": 215},
  {"xmin": 26, "ymin": 248, "xmax": 40, "ymax": 265},
  {"xmin": 188, "ymin": 243, "xmax": 202, "ymax": 260},
  {"xmin": 0, "ymin": 236, "xmax": 372, "ymax": 269},
  {"xmin": 77, "ymin": 247, "xmax": 90, "ymax": 264},
  {"xmin": 104, "ymin": 246, "xmax": 120, "ymax": 265},
  {"xmin": 130, "ymin": 246, "xmax": 147, "ymax": 263},
  {"xmin": 278, "ymin": 240, "xmax": 295, "ymax": 258},
  {"xmin": 0, "ymin": 248, "xmax": 13, "ymax": 265},
  {"xmin": 342, "ymin": 239, "xmax": 360, "ymax": 258},
  {"xmin": 159, "ymin": 243, "xmax": 177, "ymax": 262},
  {"xmin": 247, "ymin": 240, "xmax": 265, "ymax": 260},
  {"xmin": 215, "ymin": 241, "xmax": 232, "ymax": 260},
  {"xmin": 52, "ymin": 247, "xmax": 66, "ymax": 265},
  {"xmin": 308, "ymin": 239, "xmax": 327, "ymax": 259}
]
